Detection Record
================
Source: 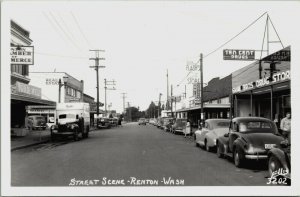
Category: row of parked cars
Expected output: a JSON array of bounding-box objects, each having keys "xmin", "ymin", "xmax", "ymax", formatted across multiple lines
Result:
[{"xmin": 148, "ymin": 116, "xmax": 291, "ymax": 182}]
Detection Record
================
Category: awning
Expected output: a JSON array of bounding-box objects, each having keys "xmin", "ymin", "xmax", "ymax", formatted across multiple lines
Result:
[
  {"xmin": 11, "ymin": 93, "xmax": 56, "ymax": 106},
  {"xmin": 175, "ymin": 103, "xmax": 230, "ymax": 113}
]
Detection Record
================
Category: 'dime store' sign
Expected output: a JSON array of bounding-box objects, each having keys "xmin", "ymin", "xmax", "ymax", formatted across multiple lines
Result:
[
  {"xmin": 232, "ymin": 70, "xmax": 290, "ymax": 93},
  {"xmin": 223, "ymin": 49, "xmax": 255, "ymax": 60},
  {"xmin": 11, "ymin": 46, "xmax": 34, "ymax": 65}
]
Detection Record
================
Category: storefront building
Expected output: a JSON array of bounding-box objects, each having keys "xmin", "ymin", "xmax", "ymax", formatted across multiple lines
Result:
[
  {"xmin": 232, "ymin": 46, "xmax": 290, "ymax": 125},
  {"xmin": 11, "ymin": 20, "xmax": 56, "ymax": 132},
  {"xmin": 29, "ymin": 72, "xmax": 84, "ymax": 103},
  {"xmin": 176, "ymin": 74, "xmax": 232, "ymax": 128}
]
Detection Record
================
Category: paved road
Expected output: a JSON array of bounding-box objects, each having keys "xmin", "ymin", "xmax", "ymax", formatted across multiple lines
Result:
[{"xmin": 11, "ymin": 122, "xmax": 270, "ymax": 186}]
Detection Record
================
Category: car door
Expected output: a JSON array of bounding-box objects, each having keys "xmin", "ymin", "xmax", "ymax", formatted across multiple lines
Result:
[
  {"xmin": 228, "ymin": 121, "xmax": 239, "ymax": 152},
  {"xmin": 199, "ymin": 121, "xmax": 210, "ymax": 145}
]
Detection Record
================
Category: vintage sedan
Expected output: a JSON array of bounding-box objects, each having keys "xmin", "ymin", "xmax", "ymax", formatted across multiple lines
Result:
[
  {"xmin": 194, "ymin": 119, "xmax": 230, "ymax": 151},
  {"xmin": 268, "ymin": 139, "xmax": 291, "ymax": 183},
  {"xmin": 216, "ymin": 117, "xmax": 284, "ymax": 168},
  {"xmin": 171, "ymin": 118, "xmax": 187, "ymax": 134}
]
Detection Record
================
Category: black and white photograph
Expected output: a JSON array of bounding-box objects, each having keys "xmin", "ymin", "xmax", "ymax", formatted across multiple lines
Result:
[{"xmin": 1, "ymin": 0, "xmax": 300, "ymax": 196}]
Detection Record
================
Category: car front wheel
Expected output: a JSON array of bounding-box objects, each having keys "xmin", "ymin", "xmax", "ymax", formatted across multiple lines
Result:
[
  {"xmin": 268, "ymin": 155, "xmax": 283, "ymax": 177},
  {"xmin": 217, "ymin": 143, "xmax": 223, "ymax": 158},
  {"xmin": 234, "ymin": 148, "xmax": 244, "ymax": 168}
]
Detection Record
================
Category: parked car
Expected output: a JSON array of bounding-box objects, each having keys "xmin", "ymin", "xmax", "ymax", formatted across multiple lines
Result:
[
  {"xmin": 194, "ymin": 119, "xmax": 230, "ymax": 151},
  {"xmin": 158, "ymin": 117, "xmax": 167, "ymax": 129},
  {"xmin": 27, "ymin": 115, "xmax": 47, "ymax": 130},
  {"xmin": 109, "ymin": 117, "xmax": 118, "ymax": 127},
  {"xmin": 138, "ymin": 118, "xmax": 146, "ymax": 125},
  {"xmin": 216, "ymin": 117, "xmax": 284, "ymax": 168},
  {"xmin": 163, "ymin": 118, "xmax": 175, "ymax": 132},
  {"xmin": 171, "ymin": 118, "xmax": 187, "ymax": 134},
  {"xmin": 97, "ymin": 117, "xmax": 111, "ymax": 129},
  {"xmin": 268, "ymin": 139, "xmax": 291, "ymax": 182}
]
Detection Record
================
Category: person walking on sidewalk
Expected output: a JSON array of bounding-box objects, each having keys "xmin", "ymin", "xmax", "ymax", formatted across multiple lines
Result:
[
  {"xmin": 280, "ymin": 112, "xmax": 291, "ymax": 142},
  {"xmin": 184, "ymin": 120, "xmax": 191, "ymax": 138}
]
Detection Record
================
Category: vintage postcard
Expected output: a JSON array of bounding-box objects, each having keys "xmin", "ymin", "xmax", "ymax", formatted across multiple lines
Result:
[{"xmin": 1, "ymin": 0, "xmax": 300, "ymax": 196}]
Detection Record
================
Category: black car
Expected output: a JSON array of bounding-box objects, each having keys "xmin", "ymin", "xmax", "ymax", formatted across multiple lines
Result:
[
  {"xmin": 216, "ymin": 117, "xmax": 284, "ymax": 168},
  {"xmin": 268, "ymin": 139, "xmax": 291, "ymax": 184},
  {"xmin": 97, "ymin": 117, "xmax": 111, "ymax": 129}
]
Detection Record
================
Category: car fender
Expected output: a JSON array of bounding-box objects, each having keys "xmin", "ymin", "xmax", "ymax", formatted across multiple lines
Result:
[
  {"xmin": 232, "ymin": 138, "xmax": 246, "ymax": 153},
  {"xmin": 205, "ymin": 132, "xmax": 216, "ymax": 147},
  {"xmin": 268, "ymin": 148, "xmax": 289, "ymax": 170}
]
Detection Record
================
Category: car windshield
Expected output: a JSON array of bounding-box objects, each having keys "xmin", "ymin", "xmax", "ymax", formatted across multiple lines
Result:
[
  {"xmin": 139, "ymin": 118, "xmax": 145, "ymax": 121},
  {"xmin": 239, "ymin": 121, "xmax": 274, "ymax": 133},
  {"xmin": 212, "ymin": 121, "xmax": 230, "ymax": 129},
  {"xmin": 35, "ymin": 117, "xmax": 45, "ymax": 121},
  {"xmin": 59, "ymin": 114, "xmax": 76, "ymax": 119}
]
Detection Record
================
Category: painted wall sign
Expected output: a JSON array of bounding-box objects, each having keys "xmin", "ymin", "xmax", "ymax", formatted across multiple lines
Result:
[
  {"xmin": 223, "ymin": 49, "xmax": 255, "ymax": 60},
  {"xmin": 15, "ymin": 81, "xmax": 41, "ymax": 98},
  {"xmin": 232, "ymin": 70, "xmax": 290, "ymax": 93},
  {"xmin": 11, "ymin": 46, "xmax": 34, "ymax": 65}
]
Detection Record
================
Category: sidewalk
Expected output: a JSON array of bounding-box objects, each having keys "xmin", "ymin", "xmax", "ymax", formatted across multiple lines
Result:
[
  {"xmin": 11, "ymin": 128, "xmax": 51, "ymax": 151},
  {"xmin": 11, "ymin": 126, "xmax": 98, "ymax": 151}
]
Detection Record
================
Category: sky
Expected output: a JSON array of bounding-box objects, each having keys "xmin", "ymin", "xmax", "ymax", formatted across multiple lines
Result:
[{"xmin": 4, "ymin": 1, "xmax": 299, "ymax": 113}]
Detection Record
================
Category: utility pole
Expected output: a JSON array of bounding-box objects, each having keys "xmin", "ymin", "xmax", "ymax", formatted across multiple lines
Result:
[
  {"xmin": 171, "ymin": 84, "xmax": 173, "ymax": 117},
  {"xmin": 89, "ymin": 50, "xmax": 105, "ymax": 118},
  {"xmin": 200, "ymin": 53, "xmax": 204, "ymax": 124},
  {"xmin": 158, "ymin": 93, "xmax": 162, "ymax": 117},
  {"xmin": 121, "ymin": 93, "xmax": 127, "ymax": 114},
  {"xmin": 104, "ymin": 79, "xmax": 116, "ymax": 116},
  {"xmin": 127, "ymin": 102, "xmax": 131, "ymax": 122},
  {"xmin": 167, "ymin": 69, "xmax": 169, "ymax": 110}
]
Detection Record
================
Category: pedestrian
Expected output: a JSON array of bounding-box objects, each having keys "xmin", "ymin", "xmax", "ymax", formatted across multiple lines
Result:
[
  {"xmin": 280, "ymin": 112, "xmax": 291, "ymax": 141},
  {"xmin": 184, "ymin": 119, "xmax": 191, "ymax": 138}
]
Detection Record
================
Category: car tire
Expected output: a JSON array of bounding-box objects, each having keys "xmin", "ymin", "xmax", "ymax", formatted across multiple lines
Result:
[
  {"xmin": 74, "ymin": 128, "xmax": 79, "ymax": 141},
  {"xmin": 216, "ymin": 143, "xmax": 223, "ymax": 158},
  {"xmin": 234, "ymin": 148, "xmax": 244, "ymax": 168},
  {"xmin": 205, "ymin": 140, "xmax": 211, "ymax": 152},
  {"xmin": 268, "ymin": 155, "xmax": 283, "ymax": 177}
]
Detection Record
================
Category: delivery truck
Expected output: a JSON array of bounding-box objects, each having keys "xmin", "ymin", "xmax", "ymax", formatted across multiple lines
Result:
[{"xmin": 50, "ymin": 103, "xmax": 90, "ymax": 141}]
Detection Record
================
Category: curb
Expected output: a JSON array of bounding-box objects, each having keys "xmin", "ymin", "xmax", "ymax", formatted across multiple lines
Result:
[{"xmin": 11, "ymin": 139, "xmax": 50, "ymax": 152}]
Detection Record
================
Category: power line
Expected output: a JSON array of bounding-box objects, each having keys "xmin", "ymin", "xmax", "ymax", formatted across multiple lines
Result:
[
  {"xmin": 176, "ymin": 12, "xmax": 268, "ymax": 88},
  {"xmin": 71, "ymin": 11, "xmax": 93, "ymax": 49},
  {"xmin": 35, "ymin": 51, "xmax": 88, "ymax": 59},
  {"xmin": 203, "ymin": 12, "xmax": 268, "ymax": 59},
  {"xmin": 48, "ymin": 11, "xmax": 82, "ymax": 52},
  {"xmin": 57, "ymin": 13, "xmax": 84, "ymax": 52}
]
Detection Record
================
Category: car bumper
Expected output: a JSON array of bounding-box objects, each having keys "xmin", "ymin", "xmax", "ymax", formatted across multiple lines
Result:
[
  {"xmin": 245, "ymin": 155, "xmax": 268, "ymax": 159},
  {"xmin": 175, "ymin": 129, "xmax": 184, "ymax": 133}
]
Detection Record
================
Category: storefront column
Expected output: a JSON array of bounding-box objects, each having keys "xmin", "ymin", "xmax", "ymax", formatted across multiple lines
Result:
[
  {"xmin": 250, "ymin": 91, "xmax": 253, "ymax": 116},
  {"xmin": 234, "ymin": 95, "xmax": 238, "ymax": 117},
  {"xmin": 270, "ymin": 86, "xmax": 273, "ymax": 120}
]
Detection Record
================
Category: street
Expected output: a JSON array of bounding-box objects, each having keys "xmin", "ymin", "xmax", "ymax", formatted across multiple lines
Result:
[{"xmin": 11, "ymin": 123, "xmax": 270, "ymax": 186}]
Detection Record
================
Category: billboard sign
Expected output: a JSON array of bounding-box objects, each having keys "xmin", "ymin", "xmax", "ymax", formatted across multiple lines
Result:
[
  {"xmin": 223, "ymin": 49, "xmax": 255, "ymax": 61},
  {"xmin": 11, "ymin": 46, "xmax": 34, "ymax": 65},
  {"xmin": 15, "ymin": 81, "xmax": 41, "ymax": 99}
]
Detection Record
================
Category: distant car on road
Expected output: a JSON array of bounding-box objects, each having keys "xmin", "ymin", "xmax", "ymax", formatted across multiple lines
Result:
[
  {"xmin": 171, "ymin": 118, "xmax": 187, "ymax": 134},
  {"xmin": 27, "ymin": 115, "xmax": 47, "ymax": 130},
  {"xmin": 194, "ymin": 119, "xmax": 230, "ymax": 151},
  {"xmin": 138, "ymin": 118, "xmax": 146, "ymax": 125},
  {"xmin": 216, "ymin": 117, "xmax": 284, "ymax": 168},
  {"xmin": 268, "ymin": 139, "xmax": 291, "ymax": 182}
]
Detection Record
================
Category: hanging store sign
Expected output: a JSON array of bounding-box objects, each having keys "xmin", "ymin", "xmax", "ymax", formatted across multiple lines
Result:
[
  {"xmin": 11, "ymin": 46, "xmax": 34, "ymax": 65},
  {"xmin": 223, "ymin": 49, "xmax": 255, "ymax": 60},
  {"xmin": 232, "ymin": 70, "xmax": 290, "ymax": 93},
  {"xmin": 262, "ymin": 50, "xmax": 290, "ymax": 61}
]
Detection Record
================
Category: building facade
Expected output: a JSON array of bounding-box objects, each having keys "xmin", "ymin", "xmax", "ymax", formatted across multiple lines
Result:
[
  {"xmin": 175, "ymin": 74, "xmax": 232, "ymax": 128},
  {"xmin": 11, "ymin": 20, "xmax": 55, "ymax": 132},
  {"xmin": 29, "ymin": 72, "xmax": 84, "ymax": 103},
  {"xmin": 232, "ymin": 46, "xmax": 290, "ymax": 126}
]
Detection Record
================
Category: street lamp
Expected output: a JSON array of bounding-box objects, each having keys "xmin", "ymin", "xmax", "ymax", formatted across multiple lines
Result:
[{"xmin": 58, "ymin": 76, "xmax": 68, "ymax": 103}]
